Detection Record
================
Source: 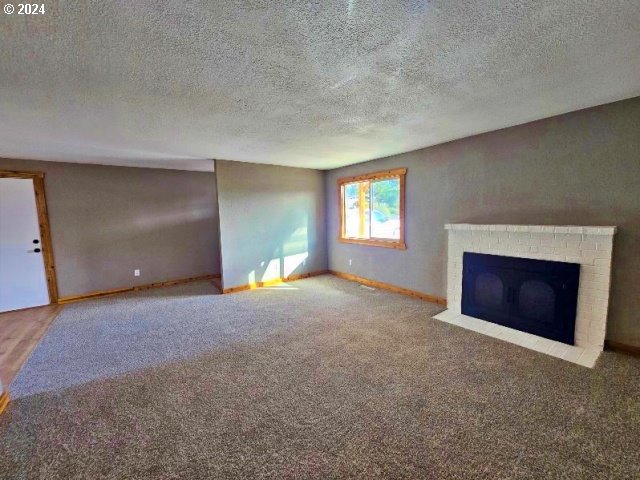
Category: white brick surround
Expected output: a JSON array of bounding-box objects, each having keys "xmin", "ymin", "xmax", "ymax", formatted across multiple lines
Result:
[{"xmin": 441, "ymin": 224, "xmax": 616, "ymax": 364}]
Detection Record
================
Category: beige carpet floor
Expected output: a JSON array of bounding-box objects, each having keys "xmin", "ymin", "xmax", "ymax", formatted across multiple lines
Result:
[{"xmin": 1, "ymin": 275, "xmax": 639, "ymax": 479}]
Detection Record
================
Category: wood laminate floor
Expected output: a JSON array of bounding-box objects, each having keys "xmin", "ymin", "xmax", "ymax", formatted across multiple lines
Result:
[{"xmin": 0, "ymin": 304, "xmax": 63, "ymax": 386}]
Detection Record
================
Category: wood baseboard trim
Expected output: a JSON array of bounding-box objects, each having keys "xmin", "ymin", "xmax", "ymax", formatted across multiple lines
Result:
[
  {"xmin": 329, "ymin": 270, "xmax": 447, "ymax": 306},
  {"xmin": 0, "ymin": 391, "xmax": 9, "ymax": 416},
  {"xmin": 58, "ymin": 274, "xmax": 221, "ymax": 304},
  {"xmin": 605, "ymin": 340, "xmax": 640, "ymax": 357},
  {"xmin": 222, "ymin": 270, "xmax": 329, "ymax": 294}
]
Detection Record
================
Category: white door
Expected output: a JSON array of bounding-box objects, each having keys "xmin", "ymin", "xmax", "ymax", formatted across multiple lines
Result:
[{"xmin": 0, "ymin": 178, "xmax": 50, "ymax": 312}]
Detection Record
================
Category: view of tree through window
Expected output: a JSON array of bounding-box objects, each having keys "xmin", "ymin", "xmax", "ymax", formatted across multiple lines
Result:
[{"xmin": 342, "ymin": 177, "xmax": 401, "ymax": 240}]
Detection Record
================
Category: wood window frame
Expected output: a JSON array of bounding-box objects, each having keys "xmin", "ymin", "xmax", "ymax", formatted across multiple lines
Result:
[
  {"xmin": 0, "ymin": 170, "xmax": 59, "ymax": 304},
  {"xmin": 337, "ymin": 168, "xmax": 406, "ymax": 250}
]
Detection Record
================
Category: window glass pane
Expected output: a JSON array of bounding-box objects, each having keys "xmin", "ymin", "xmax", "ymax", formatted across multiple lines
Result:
[
  {"xmin": 344, "ymin": 181, "xmax": 370, "ymax": 239},
  {"xmin": 370, "ymin": 178, "xmax": 400, "ymax": 239}
]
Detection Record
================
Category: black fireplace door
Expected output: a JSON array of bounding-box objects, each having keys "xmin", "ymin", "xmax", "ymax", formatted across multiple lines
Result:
[
  {"xmin": 461, "ymin": 264, "xmax": 513, "ymax": 325},
  {"xmin": 509, "ymin": 269, "xmax": 578, "ymax": 344},
  {"xmin": 461, "ymin": 252, "xmax": 580, "ymax": 345}
]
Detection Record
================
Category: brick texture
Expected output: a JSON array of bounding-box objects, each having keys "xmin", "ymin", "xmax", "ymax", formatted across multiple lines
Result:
[{"xmin": 445, "ymin": 224, "xmax": 616, "ymax": 350}]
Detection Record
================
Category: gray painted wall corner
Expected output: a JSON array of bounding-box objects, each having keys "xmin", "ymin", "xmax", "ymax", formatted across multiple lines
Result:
[{"xmin": 216, "ymin": 160, "xmax": 327, "ymax": 290}]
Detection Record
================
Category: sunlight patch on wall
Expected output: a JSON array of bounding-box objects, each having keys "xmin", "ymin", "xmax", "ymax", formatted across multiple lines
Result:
[
  {"xmin": 243, "ymin": 215, "xmax": 310, "ymax": 287},
  {"xmin": 282, "ymin": 252, "xmax": 309, "ymax": 278},
  {"xmin": 262, "ymin": 258, "xmax": 281, "ymax": 281},
  {"xmin": 258, "ymin": 252, "xmax": 309, "ymax": 282}
]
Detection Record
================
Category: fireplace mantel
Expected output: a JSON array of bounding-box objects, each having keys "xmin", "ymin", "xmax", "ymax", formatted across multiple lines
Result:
[
  {"xmin": 445, "ymin": 224, "xmax": 616, "ymax": 235},
  {"xmin": 435, "ymin": 224, "xmax": 616, "ymax": 367}
]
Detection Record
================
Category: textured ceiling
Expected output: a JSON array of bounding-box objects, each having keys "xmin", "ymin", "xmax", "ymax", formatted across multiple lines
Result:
[{"xmin": 1, "ymin": 1, "xmax": 639, "ymax": 171}]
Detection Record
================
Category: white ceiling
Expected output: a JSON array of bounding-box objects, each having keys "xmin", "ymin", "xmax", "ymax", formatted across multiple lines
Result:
[{"xmin": 0, "ymin": 1, "xmax": 639, "ymax": 171}]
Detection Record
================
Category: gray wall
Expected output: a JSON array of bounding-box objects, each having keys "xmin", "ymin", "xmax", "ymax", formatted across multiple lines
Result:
[
  {"xmin": 326, "ymin": 97, "xmax": 640, "ymax": 348},
  {"xmin": 0, "ymin": 158, "xmax": 220, "ymax": 297},
  {"xmin": 216, "ymin": 160, "xmax": 327, "ymax": 290}
]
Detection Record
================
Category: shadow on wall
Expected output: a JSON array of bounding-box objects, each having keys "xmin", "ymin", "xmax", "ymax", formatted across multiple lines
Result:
[
  {"xmin": 52, "ymin": 180, "xmax": 220, "ymax": 297},
  {"xmin": 246, "ymin": 210, "xmax": 310, "ymax": 286},
  {"xmin": 215, "ymin": 160, "xmax": 325, "ymax": 291},
  {"xmin": 59, "ymin": 215, "xmax": 219, "ymax": 297}
]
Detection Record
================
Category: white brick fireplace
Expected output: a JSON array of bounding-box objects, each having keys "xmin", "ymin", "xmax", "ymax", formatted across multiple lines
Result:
[{"xmin": 434, "ymin": 224, "xmax": 616, "ymax": 367}]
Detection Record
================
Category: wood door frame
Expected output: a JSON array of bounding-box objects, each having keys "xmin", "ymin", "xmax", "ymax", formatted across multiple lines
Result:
[{"xmin": 0, "ymin": 169, "xmax": 59, "ymax": 303}]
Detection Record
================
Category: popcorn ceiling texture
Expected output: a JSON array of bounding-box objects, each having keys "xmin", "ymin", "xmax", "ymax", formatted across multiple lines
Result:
[{"xmin": 0, "ymin": 0, "xmax": 639, "ymax": 170}]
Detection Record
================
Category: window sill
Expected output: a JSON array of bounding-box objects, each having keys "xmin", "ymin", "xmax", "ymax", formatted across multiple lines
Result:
[{"xmin": 338, "ymin": 237, "xmax": 406, "ymax": 250}]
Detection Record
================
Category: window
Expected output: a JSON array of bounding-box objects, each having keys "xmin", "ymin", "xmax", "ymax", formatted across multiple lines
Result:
[{"xmin": 338, "ymin": 168, "xmax": 406, "ymax": 249}]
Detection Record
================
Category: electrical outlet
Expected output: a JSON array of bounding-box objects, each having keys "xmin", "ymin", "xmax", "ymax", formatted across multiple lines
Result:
[
  {"xmin": 349, "ymin": 259, "xmax": 352, "ymax": 266},
  {"xmin": 134, "ymin": 269, "xmax": 140, "ymax": 277}
]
